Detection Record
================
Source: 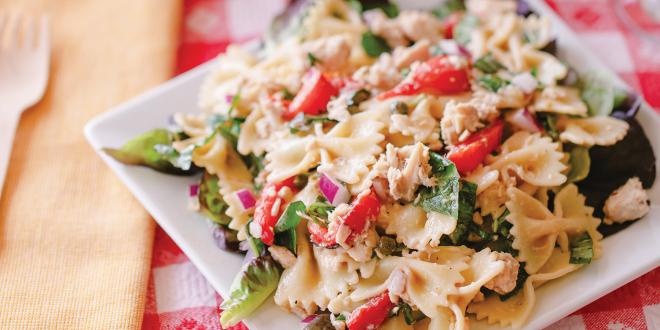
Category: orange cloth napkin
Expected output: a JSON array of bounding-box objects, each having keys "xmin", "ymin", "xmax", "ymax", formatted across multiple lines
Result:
[{"xmin": 0, "ymin": 0, "xmax": 181, "ymax": 328}]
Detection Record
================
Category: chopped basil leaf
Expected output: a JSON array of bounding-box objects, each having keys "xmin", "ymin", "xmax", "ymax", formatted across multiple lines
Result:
[
  {"xmin": 289, "ymin": 113, "xmax": 338, "ymax": 134},
  {"xmin": 274, "ymin": 227, "xmax": 297, "ymax": 255},
  {"xmin": 432, "ymin": 0, "xmax": 465, "ymax": 20},
  {"xmin": 393, "ymin": 302, "xmax": 426, "ymax": 325},
  {"xmin": 361, "ymin": 31, "xmax": 391, "ymax": 57},
  {"xmin": 358, "ymin": 0, "xmax": 399, "ymax": 18},
  {"xmin": 416, "ymin": 152, "xmax": 460, "ymax": 218},
  {"xmin": 492, "ymin": 209, "xmax": 511, "ymax": 237},
  {"xmin": 293, "ymin": 174, "xmax": 309, "ymax": 190},
  {"xmin": 282, "ymin": 88, "xmax": 295, "ymax": 100},
  {"xmin": 246, "ymin": 219, "xmax": 266, "ymax": 256},
  {"xmin": 454, "ymin": 14, "xmax": 479, "ymax": 45},
  {"xmin": 569, "ymin": 233, "xmax": 594, "ymax": 264},
  {"xmin": 473, "ymin": 54, "xmax": 505, "ymax": 74},
  {"xmin": 307, "ymin": 196, "xmax": 336, "ymax": 221},
  {"xmin": 536, "ymin": 112, "xmax": 559, "ymax": 140},
  {"xmin": 274, "ymin": 201, "xmax": 306, "ymax": 233},
  {"xmin": 307, "ymin": 52, "xmax": 322, "ymax": 66},
  {"xmin": 530, "ymin": 67, "xmax": 538, "ymax": 78},
  {"xmin": 449, "ymin": 180, "xmax": 478, "ymax": 245},
  {"xmin": 334, "ymin": 314, "xmax": 346, "ymax": 321},
  {"xmin": 479, "ymin": 74, "xmax": 506, "ymax": 92}
]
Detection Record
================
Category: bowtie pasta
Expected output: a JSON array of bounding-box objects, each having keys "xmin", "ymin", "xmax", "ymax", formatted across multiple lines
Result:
[{"xmin": 104, "ymin": 0, "xmax": 656, "ymax": 329}]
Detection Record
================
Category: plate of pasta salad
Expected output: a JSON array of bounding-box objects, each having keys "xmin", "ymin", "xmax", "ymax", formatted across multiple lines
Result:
[{"xmin": 85, "ymin": 0, "xmax": 660, "ymax": 329}]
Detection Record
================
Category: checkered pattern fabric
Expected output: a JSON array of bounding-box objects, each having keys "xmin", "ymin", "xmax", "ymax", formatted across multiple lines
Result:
[{"xmin": 142, "ymin": 0, "xmax": 660, "ymax": 329}]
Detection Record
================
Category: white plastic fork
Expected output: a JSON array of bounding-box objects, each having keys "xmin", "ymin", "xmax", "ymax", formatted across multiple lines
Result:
[{"xmin": 0, "ymin": 13, "xmax": 50, "ymax": 197}]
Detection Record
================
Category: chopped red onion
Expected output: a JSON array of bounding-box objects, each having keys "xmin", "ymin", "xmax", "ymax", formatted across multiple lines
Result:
[
  {"xmin": 319, "ymin": 173, "xmax": 350, "ymax": 206},
  {"xmin": 189, "ymin": 184, "xmax": 200, "ymax": 197},
  {"xmin": 225, "ymin": 94, "xmax": 234, "ymax": 104},
  {"xmin": 235, "ymin": 189, "xmax": 256, "ymax": 210},
  {"xmin": 512, "ymin": 72, "xmax": 538, "ymax": 94},
  {"xmin": 438, "ymin": 40, "xmax": 472, "ymax": 59},
  {"xmin": 301, "ymin": 314, "xmax": 318, "ymax": 323},
  {"xmin": 509, "ymin": 108, "xmax": 543, "ymax": 133}
]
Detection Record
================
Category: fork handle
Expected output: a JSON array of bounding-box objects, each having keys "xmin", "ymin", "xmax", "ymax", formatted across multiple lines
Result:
[{"xmin": 0, "ymin": 109, "xmax": 21, "ymax": 198}]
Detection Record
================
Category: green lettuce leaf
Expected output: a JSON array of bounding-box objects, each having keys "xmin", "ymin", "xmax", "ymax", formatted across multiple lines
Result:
[
  {"xmin": 199, "ymin": 172, "xmax": 231, "ymax": 225},
  {"xmin": 579, "ymin": 70, "xmax": 629, "ymax": 117},
  {"xmin": 103, "ymin": 128, "xmax": 197, "ymax": 175},
  {"xmin": 219, "ymin": 255, "xmax": 282, "ymax": 327}
]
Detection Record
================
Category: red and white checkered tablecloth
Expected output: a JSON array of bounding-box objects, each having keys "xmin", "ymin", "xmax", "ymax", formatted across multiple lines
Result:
[{"xmin": 142, "ymin": 1, "xmax": 660, "ymax": 329}]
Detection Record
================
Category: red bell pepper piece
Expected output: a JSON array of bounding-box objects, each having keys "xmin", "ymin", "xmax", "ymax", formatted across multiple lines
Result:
[
  {"xmin": 346, "ymin": 291, "xmax": 395, "ymax": 330},
  {"xmin": 282, "ymin": 68, "xmax": 339, "ymax": 120},
  {"xmin": 308, "ymin": 189, "xmax": 381, "ymax": 247},
  {"xmin": 306, "ymin": 221, "xmax": 337, "ymax": 248},
  {"xmin": 447, "ymin": 120, "xmax": 505, "ymax": 175},
  {"xmin": 443, "ymin": 12, "xmax": 463, "ymax": 39},
  {"xmin": 378, "ymin": 55, "xmax": 471, "ymax": 100},
  {"xmin": 253, "ymin": 177, "xmax": 297, "ymax": 246}
]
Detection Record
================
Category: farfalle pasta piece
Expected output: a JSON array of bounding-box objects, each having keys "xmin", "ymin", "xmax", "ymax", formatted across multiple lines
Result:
[
  {"xmin": 378, "ymin": 203, "xmax": 456, "ymax": 250},
  {"xmin": 532, "ymin": 86, "xmax": 588, "ymax": 116},
  {"xmin": 317, "ymin": 109, "xmax": 387, "ymax": 184},
  {"xmin": 192, "ymin": 135, "xmax": 254, "ymax": 237},
  {"xmin": 488, "ymin": 131, "xmax": 567, "ymax": 187},
  {"xmin": 274, "ymin": 224, "xmax": 361, "ymax": 316},
  {"xmin": 468, "ymin": 248, "xmax": 581, "ymax": 328},
  {"xmin": 506, "ymin": 184, "xmax": 602, "ymax": 274},
  {"xmin": 173, "ymin": 112, "xmax": 209, "ymax": 138},
  {"xmin": 389, "ymin": 98, "xmax": 441, "ymax": 149},
  {"xmin": 237, "ymin": 95, "xmax": 289, "ymax": 156},
  {"xmin": 558, "ymin": 115, "xmax": 629, "ymax": 146},
  {"xmin": 265, "ymin": 136, "xmax": 320, "ymax": 183}
]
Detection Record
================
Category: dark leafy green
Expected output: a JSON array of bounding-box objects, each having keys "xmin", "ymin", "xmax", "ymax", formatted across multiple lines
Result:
[
  {"xmin": 569, "ymin": 233, "xmax": 593, "ymax": 264},
  {"xmin": 361, "ymin": 31, "xmax": 391, "ymax": 57},
  {"xmin": 376, "ymin": 236, "xmax": 405, "ymax": 256},
  {"xmin": 212, "ymin": 223, "xmax": 241, "ymax": 252},
  {"xmin": 536, "ymin": 112, "xmax": 559, "ymax": 140},
  {"xmin": 199, "ymin": 172, "xmax": 231, "ymax": 225},
  {"xmin": 219, "ymin": 255, "xmax": 282, "ymax": 327},
  {"xmin": 450, "ymin": 180, "xmax": 478, "ymax": 245},
  {"xmin": 577, "ymin": 118, "xmax": 655, "ymax": 227},
  {"xmin": 103, "ymin": 129, "xmax": 198, "ymax": 175},
  {"xmin": 352, "ymin": 0, "xmax": 399, "ymax": 18}
]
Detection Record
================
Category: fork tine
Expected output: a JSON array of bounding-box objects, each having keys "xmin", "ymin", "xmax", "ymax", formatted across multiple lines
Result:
[
  {"xmin": 22, "ymin": 15, "xmax": 35, "ymax": 49},
  {"xmin": 5, "ymin": 12, "xmax": 22, "ymax": 48},
  {"xmin": 37, "ymin": 15, "xmax": 49, "ymax": 50}
]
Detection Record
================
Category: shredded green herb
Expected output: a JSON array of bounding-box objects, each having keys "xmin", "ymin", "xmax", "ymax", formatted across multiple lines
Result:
[
  {"xmin": 479, "ymin": 74, "xmax": 506, "ymax": 92},
  {"xmin": 473, "ymin": 54, "xmax": 505, "ymax": 74},
  {"xmin": 570, "ymin": 233, "xmax": 594, "ymax": 264},
  {"xmin": 361, "ymin": 31, "xmax": 391, "ymax": 57}
]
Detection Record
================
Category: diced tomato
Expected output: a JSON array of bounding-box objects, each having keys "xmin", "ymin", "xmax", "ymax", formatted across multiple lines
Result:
[
  {"xmin": 253, "ymin": 177, "xmax": 297, "ymax": 246},
  {"xmin": 442, "ymin": 12, "xmax": 463, "ymax": 39},
  {"xmin": 341, "ymin": 190, "xmax": 381, "ymax": 243},
  {"xmin": 447, "ymin": 120, "xmax": 504, "ymax": 175},
  {"xmin": 282, "ymin": 68, "xmax": 339, "ymax": 120},
  {"xmin": 308, "ymin": 189, "xmax": 381, "ymax": 247},
  {"xmin": 378, "ymin": 55, "xmax": 471, "ymax": 100},
  {"xmin": 307, "ymin": 221, "xmax": 337, "ymax": 248},
  {"xmin": 346, "ymin": 291, "xmax": 395, "ymax": 330}
]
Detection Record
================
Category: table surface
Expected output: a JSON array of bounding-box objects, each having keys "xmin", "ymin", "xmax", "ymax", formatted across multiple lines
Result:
[{"xmin": 142, "ymin": 0, "xmax": 660, "ymax": 329}]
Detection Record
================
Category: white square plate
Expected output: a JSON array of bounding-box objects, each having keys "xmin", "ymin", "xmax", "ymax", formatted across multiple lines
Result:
[{"xmin": 84, "ymin": 1, "xmax": 660, "ymax": 329}]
